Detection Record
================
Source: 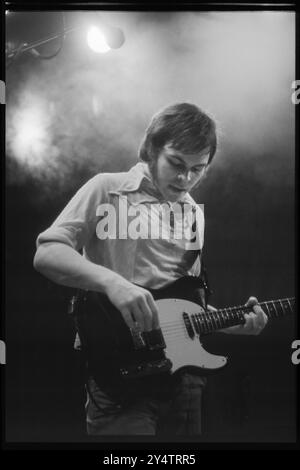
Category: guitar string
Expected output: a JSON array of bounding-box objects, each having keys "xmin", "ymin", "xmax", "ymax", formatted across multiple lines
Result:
[
  {"xmin": 157, "ymin": 298, "xmax": 294, "ymax": 326},
  {"xmin": 159, "ymin": 310, "xmax": 291, "ymax": 333},
  {"xmin": 160, "ymin": 318, "xmax": 237, "ymax": 329},
  {"xmin": 139, "ymin": 310, "xmax": 295, "ymax": 342},
  {"xmin": 161, "ymin": 318, "xmax": 241, "ymax": 327},
  {"xmin": 160, "ymin": 320, "xmax": 240, "ymax": 333},
  {"xmin": 162, "ymin": 334, "xmax": 191, "ymax": 340},
  {"xmin": 136, "ymin": 299, "xmax": 295, "ymax": 339},
  {"xmin": 159, "ymin": 320, "xmax": 239, "ymax": 334}
]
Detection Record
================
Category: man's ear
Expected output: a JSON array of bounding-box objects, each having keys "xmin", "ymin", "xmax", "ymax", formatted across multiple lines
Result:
[{"xmin": 147, "ymin": 158, "xmax": 155, "ymax": 173}]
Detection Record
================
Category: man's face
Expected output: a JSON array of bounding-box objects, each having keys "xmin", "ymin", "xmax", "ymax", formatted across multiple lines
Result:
[{"xmin": 151, "ymin": 143, "xmax": 211, "ymax": 202}]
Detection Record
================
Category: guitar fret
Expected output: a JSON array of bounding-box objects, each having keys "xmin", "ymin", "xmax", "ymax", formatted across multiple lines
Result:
[
  {"xmin": 284, "ymin": 299, "xmax": 292, "ymax": 315},
  {"xmin": 232, "ymin": 308, "xmax": 238, "ymax": 324},
  {"xmin": 266, "ymin": 301, "xmax": 276, "ymax": 318},
  {"xmin": 264, "ymin": 302, "xmax": 271, "ymax": 318},
  {"xmin": 195, "ymin": 314, "xmax": 202, "ymax": 334},
  {"xmin": 272, "ymin": 301, "xmax": 279, "ymax": 317},
  {"xmin": 197, "ymin": 297, "xmax": 295, "ymax": 335},
  {"xmin": 215, "ymin": 312, "xmax": 222, "ymax": 329},
  {"xmin": 236, "ymin": 309, "xmax": 245, "ymax": 325},
  {"xmin": 279, "ymin": 300, "xmax": 285, "ymax": 316},
  {"xmin": 196, "ymin": 314, "xmax": 204, "ymax": 334},
  {"xmin": 191, "ymin": 315, "xmax": 197, "ymax": 334},
  {"xmin": 283, "ymin": 300, "xmax": 288, "ymax": 315},
  {"xmin": 227, "ymin": 308, "xmax": 234, "ymax": 327},
  {"xmin": 219, "ymin": 310, "xmax": 226, "ymax": 327},
  {"xmin": 273, "ymin": 300, "xmax": 280, "ymax": 317},
  {"xmin": 211, "ymin": 313, "xmax": 219, "ymax": 330},
  {"xmin": 225, "ymin": 309, "xmax": 231, "ymax": 325},
  {"xmin": 198, "ymin": 313, "xmax": 208, "ymax": 335},
  {"xmin": 228, "ymin": 308, "xmax": 234, "ymax": 326},
  {"xmin": 283, "ymin": 299, "xmax": 288, "ymax": 314},
  {"xmin": 229, "ymin": 308, "xmax": 236, "ymax": 326},
  {"xmin": 192, "ymin": 314, "xmax": 200, "ymax": 335},
  {"xmin": 204, "ymin": 313, "xmax": 212, "ymax": 334},
  {"xmin": 223, "ymin": 309, "xmax": 230, "ymax": 327},
  {"xmin": 217, "ymin": 310, "xmax": 223, "ymax": 327},
  {"xmin": 219, "ymin": 310, "xmax": 227, "ymax": 328},
  {"xmin": 205, "ymin": 313, "xmax": 213, "ymax": 333},
  {"xmin": 220, "ymin": 311, "xmax": 226, "ymax": 328},
  {"xmin": 208, "ymin": 312, "xmax": 216, "ymax": 332},
  {"xmin": 199, "ymin": 315, "xmax": 206, "ymax": 334}
]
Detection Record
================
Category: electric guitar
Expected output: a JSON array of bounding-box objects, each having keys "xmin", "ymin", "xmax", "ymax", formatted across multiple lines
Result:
[{"xmin": 70, "ymin": 276, "xmax": 295, "ymax": 380}]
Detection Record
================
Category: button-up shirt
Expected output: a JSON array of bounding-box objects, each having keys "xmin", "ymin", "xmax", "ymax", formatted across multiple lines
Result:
[{"xmin": 37, "ymin": 162, "xmax": 204, "ymax": 289}]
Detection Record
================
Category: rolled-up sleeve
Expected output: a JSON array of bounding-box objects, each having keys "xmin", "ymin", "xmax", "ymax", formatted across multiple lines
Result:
[{"xmin": 36, "ymin": 174, "xmax": 107, "ymax": 252}]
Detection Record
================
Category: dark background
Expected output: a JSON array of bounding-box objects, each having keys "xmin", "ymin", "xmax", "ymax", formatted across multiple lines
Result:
[{"xmin": 5, "ymin": 10, "xmax": 296, "ymax": 442}]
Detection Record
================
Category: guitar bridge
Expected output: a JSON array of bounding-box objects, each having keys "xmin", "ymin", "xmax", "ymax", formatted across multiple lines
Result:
[
  {"xmin": 130, "ymin": 327, "xmax": 166, "ymax": 351},
  {"xmin": 144, "ymin": 328, "xmax": 166, "ymax": 350}
]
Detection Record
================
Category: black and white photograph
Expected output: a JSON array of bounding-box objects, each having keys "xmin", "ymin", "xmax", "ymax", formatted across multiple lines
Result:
[{"xmin": 3, "ymin": 4, "xmax": 298, "ymax": 448}]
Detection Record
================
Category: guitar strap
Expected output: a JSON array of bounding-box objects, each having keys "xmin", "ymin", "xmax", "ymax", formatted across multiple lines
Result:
[
  {"xmin": 191, "ymin": 203, "xmax": 212, "ymax": 309},
  {"xmin": 198, "ymin": 256, "xmax": 212, "ymax": 309}
]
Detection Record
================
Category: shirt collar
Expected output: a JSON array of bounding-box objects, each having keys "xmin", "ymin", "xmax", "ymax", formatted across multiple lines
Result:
[
  {"xmin": 112, "ymin": 162, "xmax": 153, "ymax": 193},
  {"xmin": 109, "ymin": 161, "xmax": 194, "ymax": 205}
]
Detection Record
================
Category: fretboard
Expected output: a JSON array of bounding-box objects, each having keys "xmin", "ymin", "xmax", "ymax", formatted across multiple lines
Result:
[{"xmin": 190, "ymin": 297, "xmax": 295, "ymax": 335}]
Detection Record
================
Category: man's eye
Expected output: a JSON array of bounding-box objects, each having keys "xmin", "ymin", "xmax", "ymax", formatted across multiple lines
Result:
[
  {"xmin": 170, "ymin": 160, "xmax": 183, "ymax": 169},
  {"xmin": 193, "ymin": 166, "xmax": 206, "ymax": 173}
]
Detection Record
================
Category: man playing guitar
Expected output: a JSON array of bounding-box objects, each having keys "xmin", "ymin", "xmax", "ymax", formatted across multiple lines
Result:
[{"xmin": 33, "ymin": 102, "xmax": 268, "ymax": 437}]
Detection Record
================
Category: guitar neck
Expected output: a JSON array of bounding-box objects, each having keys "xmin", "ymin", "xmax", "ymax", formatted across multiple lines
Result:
[{"xmin": 196, "ymin": 298, "xmax": 295, "ymax": 335}]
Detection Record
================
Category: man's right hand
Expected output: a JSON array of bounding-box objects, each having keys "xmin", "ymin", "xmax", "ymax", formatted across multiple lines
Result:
[{"xmin": 105, "ymin": 279, "xmax": 160, "ymax": 332}]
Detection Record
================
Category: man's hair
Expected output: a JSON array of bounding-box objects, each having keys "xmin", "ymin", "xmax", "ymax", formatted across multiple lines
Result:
[{"xmin": 138, "ymin": 102, "xmax": 217, "ymax": 164}]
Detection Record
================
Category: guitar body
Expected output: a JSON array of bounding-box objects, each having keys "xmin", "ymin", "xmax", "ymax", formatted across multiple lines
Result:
[
  {"xmin": 155, "ymin": 298, "xmax": 227, "ymax": 373},
  {"xmin": 73, "ymin": 276, "xmax": 227, "ymax": 380},
  {"xmin": 77, "ymin": 290, "xmax": 173, "ymax": 380}
]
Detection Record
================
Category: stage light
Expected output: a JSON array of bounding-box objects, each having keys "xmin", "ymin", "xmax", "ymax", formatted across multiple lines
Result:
[
  {"xmin": 102, "ymin": 26, "xmax": 125, "ymax": 49},
  {"xmin": 11, "ymin": 104, "xmax": 51, "ymax": 167},
  {"xmin": 6, "ymin": 13, "xmax": 125, "ymax": 64},
  {"xmin": 87, "ymin": 26, "xmax": 111, "ymax": 54}
]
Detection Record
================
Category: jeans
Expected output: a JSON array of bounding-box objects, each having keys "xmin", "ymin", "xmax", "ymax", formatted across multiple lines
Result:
[{"xmin": 85, "ymin": 372, "xmax": 207, "ymax": 437}]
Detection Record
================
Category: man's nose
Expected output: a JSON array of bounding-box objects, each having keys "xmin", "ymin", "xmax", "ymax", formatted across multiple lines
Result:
[{"xmin": 178, "ymin": 170, "xmax": 192, "ymax": 182}]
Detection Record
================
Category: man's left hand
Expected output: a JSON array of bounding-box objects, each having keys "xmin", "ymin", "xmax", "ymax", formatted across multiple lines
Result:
[{"xmin": 208, "ymin": 296, "xmax": 268, "ymax": 335}]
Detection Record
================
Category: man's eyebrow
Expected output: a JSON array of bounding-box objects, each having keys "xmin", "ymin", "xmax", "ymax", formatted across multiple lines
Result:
[
  {"xmin": 167, "ymin": 154, "xmax": 184, "ymax": 163},
  {"xmin": 193, "ymin": 162, "xmax": 208, "ymax": 168},
  {"xmin": 167, "ymin": 153, "xmax": 208, "ymax": 168}
]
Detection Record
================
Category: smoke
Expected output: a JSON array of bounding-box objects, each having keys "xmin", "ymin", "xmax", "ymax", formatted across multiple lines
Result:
[{"xmin": 6, "ymin": 11, "xmax": 295, "ymax": 201}]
